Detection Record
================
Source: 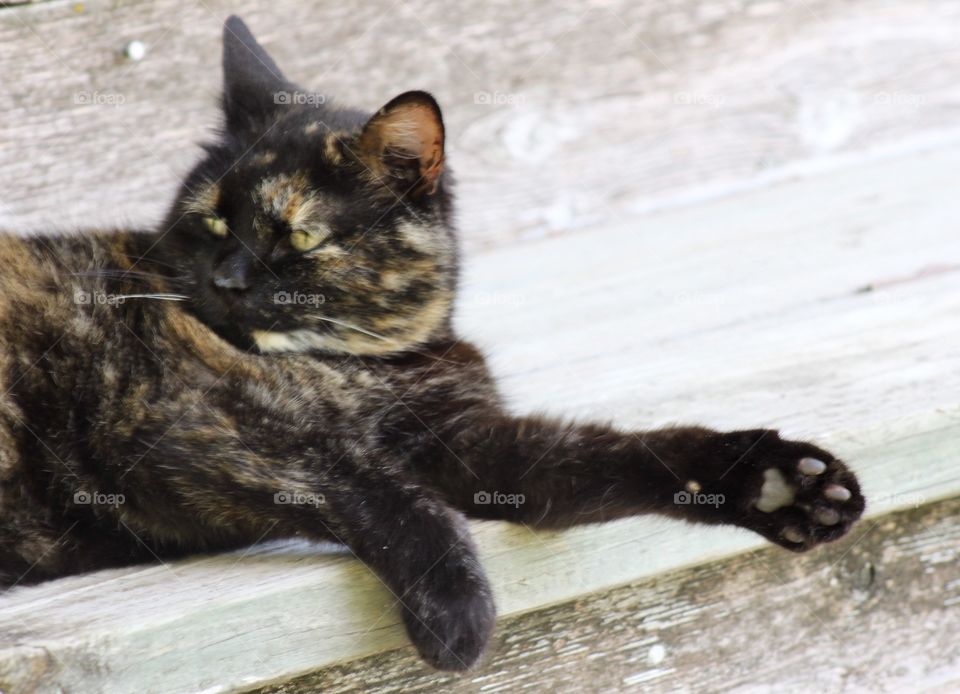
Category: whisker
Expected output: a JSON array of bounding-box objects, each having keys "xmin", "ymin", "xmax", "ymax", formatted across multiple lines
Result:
[
  {"xmin": 312, "ymin": 315, "xmax": 457, "ymax": 365},
  {"xmin": 124, "ymin": 255, "xmax": 183, "ymax": 271},
  {"xmin": 71, "ymin": 270, "xmax": 186, "ymax": 281},
  {"xmin": 313, "ymin": 316, "xmax": 394, "ymax": 343},
  {"xmin": 112, "ymin": 293, "xmax": 191, "ymax": 302}
]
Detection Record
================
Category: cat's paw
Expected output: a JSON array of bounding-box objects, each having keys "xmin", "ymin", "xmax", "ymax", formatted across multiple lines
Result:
[
  {"xmin": 715, "ymin": 429, "xmax": 865, "ymax": 552},
  {"xmin": 401, "ymin": 572, "xmax": 495, "ymax": 671}
]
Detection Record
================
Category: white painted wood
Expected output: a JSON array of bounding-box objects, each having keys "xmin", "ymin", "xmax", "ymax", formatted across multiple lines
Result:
[
  {"xmin": 1, "ymin": 134, "xmax": 958, "ymax": 694},
  {"xmin": 2, "ymin": 0, "xmax": 960, "ymax": 250},
  {"xmin": 255, "ymin": 498, "xmax": 960, "ymax": 693}
]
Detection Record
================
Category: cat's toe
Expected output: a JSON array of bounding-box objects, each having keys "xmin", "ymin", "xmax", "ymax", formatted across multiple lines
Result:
[
  {"xmin": 798, "ymin": 457, "xmax": 827, "ymax": 476},
  {"xmin": 824, "ymin": 483, "xmax": 852, "ymax": 502}
]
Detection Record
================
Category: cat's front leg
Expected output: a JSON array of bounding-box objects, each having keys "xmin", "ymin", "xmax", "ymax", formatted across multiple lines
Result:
[
  {"xmin": 130, "ymin": 452, "xmax": 495, "ymax": 670},
  {"xmin": 416, "ymin": 415, "xmax": 864, "ymax": 550},
  {"xmin": 157, "ymin": 462, "xmax": 495, "ymax": 669},
  {"xmin": 332, "ymin": 481, "xmax": 496, "ymax": 671}
]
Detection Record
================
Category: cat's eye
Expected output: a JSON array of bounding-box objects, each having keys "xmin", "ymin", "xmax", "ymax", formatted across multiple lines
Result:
[
  {"xmin": 203, "ymin": 216, "xmax": 229, "ymax": 238},
  {"xmin": 290, "ymin": 229, "xmax": 323, "ymax": 252}
]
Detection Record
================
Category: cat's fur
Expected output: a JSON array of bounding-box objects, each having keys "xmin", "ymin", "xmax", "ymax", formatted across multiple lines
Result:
[{"xmin": 0, "ymin": 16, "xmax": 865, "ymax": 670}]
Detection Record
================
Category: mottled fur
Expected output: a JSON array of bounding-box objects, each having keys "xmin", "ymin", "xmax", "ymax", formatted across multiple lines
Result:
[{"xmin": 0, "ymin": 17, "xmax": 864, "ymax": 671}]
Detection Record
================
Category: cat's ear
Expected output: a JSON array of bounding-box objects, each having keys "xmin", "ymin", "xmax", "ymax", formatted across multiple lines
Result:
[
  {"xmin": 221, "ymin": 15, "xmax": 289, "ymax": 132},
  {"xmin": 357, "ymin": 91, "xmax": 445, "ymax": 197}
]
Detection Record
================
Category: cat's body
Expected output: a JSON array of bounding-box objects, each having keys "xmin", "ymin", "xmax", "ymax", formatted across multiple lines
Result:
[{"xmin": 0, "ymin": 17, "xmax": 865, "ymax": 670}]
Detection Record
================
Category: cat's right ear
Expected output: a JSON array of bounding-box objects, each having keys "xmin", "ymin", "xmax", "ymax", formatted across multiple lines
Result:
[
  {"xmin": 357, "ymin": 91, "xmax": 446, "ymax": 198},
  {"xmin": 221, "ymin": 15, "xmax": 290, "ymax": 133}
]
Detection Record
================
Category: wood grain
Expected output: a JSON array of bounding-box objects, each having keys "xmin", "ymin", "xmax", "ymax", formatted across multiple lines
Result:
[
  {"xmin": 252, "ymin": 495, "xmax": 960, "ymax": 693},
  {"xmin": 1, "ymin": 0, "xmax": 960, "ymax": 249},
  {"xmin": 0, "ymin": 133, "xmax": 957, "ymax": 694},
  {"xmin": 1, "ymin": 1, "xmax": 958, "ymax": 689}
]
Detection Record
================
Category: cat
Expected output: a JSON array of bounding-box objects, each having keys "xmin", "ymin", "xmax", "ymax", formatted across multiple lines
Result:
[{"xmin": 0, "ymin": 16, "xmax": 865, "ymax": 671}]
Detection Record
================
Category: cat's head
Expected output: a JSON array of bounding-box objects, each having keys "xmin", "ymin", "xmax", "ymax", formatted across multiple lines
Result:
[{"xmin": 153, "ymin": 16, "xmax": 457, "ymax": 356}]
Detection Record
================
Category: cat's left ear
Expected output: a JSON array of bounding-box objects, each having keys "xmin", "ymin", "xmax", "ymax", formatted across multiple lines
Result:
[
  {"xmin": 221, "ymin": 15, "xmax": 291, "ymax": 132},
  {"xmin": 358, "ymin": 91, "xmax": 445, "ymax": 197}
]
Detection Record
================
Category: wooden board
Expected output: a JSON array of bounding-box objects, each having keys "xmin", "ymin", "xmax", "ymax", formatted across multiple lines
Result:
[
  {"xmin": 0, "ymin": 132, "xmax": 957, "ymax": 694},
  {"xmin": 2, "ymin": 0, "xmax": 960, "ymax": 250},
  {"xmin": 252, "ymin": 495, "xmax": 960, "ymax": 693}
]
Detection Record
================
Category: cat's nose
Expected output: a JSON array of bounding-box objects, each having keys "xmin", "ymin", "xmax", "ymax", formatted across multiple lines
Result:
[
  {"xmin": 213, "ymin": 272, "xmax": 249, "ymax": 291},
  {"xmin": 212, "ymin": 252, "xmax": 253, "ymax": 291}
]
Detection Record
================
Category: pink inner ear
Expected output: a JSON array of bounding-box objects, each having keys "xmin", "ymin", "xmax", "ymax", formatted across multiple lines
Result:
[{"xmin": 368, "ymin": 102, "xmax": 444, "ymax": 193}]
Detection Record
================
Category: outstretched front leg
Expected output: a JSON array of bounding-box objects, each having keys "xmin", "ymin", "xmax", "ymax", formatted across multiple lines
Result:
[{"xmin": 415, "ymin": 415, "xmax": 865, "ymax": 551}]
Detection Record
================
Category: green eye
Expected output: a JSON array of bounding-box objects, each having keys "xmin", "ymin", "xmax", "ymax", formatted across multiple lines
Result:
[
  {"xmin": 203, "ymin": 216, "xmax": 229, "ymax": 238},
  {"xmin": 290, "ymin": 229, "xmax": 323, "ymax": 252}
]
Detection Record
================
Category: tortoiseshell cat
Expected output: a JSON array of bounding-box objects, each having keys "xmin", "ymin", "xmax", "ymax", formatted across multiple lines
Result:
[{"xmin": 0, "ymin": 17, "xmax": 864, "ymax": 670}]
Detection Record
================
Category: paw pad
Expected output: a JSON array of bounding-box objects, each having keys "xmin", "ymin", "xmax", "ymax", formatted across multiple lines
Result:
[
  {"xmin": 782, "ymin": 527, "xmax": 806, "ymax": 544},
  {"xmin": 824, "ymin": 484, "xmax": 852, "ymax": 502},
  {"xmin": 755, "ymin": 468, "xmax": 795, "ymax": 513},
  {"xmin": 815, "ymin": 508, "xmax": 840, "ymax": 526},
  {"xmin": 717, "ymin": 429, "xmax": 864, "ymax": 551},
  {"xmin": 750, "ymin": 453, "xmax": 862, "ymax": 550},
  {"xmin": 798, "ymin": 457, "xmax": 827, "ymax": 475}
]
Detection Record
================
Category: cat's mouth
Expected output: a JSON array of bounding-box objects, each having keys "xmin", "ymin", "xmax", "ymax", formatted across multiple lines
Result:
[
  {"xmin": 210, "ymin": 286, "xmax": 244, "ymax": 307},
  {"xmin": 196, "ymin": 284, "xmax": 312, "ymax": 344},
  {"xmin": 190, "ymin": 288, "xmax": 253, "ymax": 340}
]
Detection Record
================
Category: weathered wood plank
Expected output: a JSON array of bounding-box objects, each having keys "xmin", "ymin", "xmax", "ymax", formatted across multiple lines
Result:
[
  {"xmin": 458, "ymin": 136, "xmax": 960, "ymax": 433},
  {"xmin": 252, "ymin": 495, "xmax": 960, "ymax": 693},
  {"xmin": 1, "ymin": 0, "xmax": 960, "ymax": 249},
  {"xmin": 0, "ymin": 132, "xmax": 957, "ymax": 694}
]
